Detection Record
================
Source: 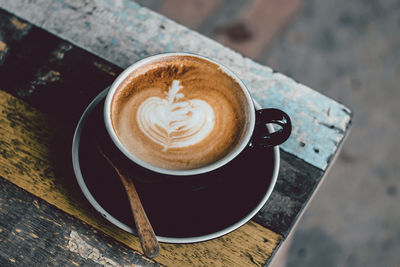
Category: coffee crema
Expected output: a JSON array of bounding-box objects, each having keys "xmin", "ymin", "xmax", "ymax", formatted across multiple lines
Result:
[{"xmin": 110, "ymin": 55, "xmax": 250, "ymax": 170}]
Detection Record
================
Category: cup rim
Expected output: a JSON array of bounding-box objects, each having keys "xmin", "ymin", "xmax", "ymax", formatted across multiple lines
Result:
[{"xmin": 104, "ymin": 52, "xmax": 256, "ymax": 176}]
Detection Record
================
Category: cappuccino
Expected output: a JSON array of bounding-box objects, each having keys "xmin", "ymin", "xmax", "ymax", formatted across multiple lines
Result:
[{"xmin": 110, "ymin": 55, "xmax": 250, "ymax": 170}]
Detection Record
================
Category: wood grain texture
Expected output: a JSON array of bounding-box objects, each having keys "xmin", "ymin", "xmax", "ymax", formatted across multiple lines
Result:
[
  {"xmin": 254, "ymin": 150, "xmax": 324, "ymax": 235},
  {"xmin": 0, "ymin": 89, "xmax": 282, "ymax": 266},
  {"xmin": 0, "ymin": 0, "xmax": 352, "ymax": 170},
  {"xmin": 0, "ymin": 178, "xmax": 159, "ymax": 267},
  {"xmin": 0, "ymin": 8, "xmax": 351, "ymax": 265},
  {"xmin": 0, "ymin": 8, "xmax": 324, "ymax": 239}
]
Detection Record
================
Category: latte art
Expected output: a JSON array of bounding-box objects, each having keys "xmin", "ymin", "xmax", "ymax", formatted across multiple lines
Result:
[
  {"xmin": 110, "ymin": 55, "xmax": 250, "ymax": 170},
  {"xmin": 137, "ymin": 80, "xmax": 215, "ymax": 151}
]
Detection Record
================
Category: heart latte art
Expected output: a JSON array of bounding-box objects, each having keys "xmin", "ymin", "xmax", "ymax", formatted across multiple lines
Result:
[
  {"xmin": 137, "ymin": 80, "xmax": 215, "ymax": 151},
  {"xmin": 110, "ymin": 55, "xmax": 249, "ymax": 170}
]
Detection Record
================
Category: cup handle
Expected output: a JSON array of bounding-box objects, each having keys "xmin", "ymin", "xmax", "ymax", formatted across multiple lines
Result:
[{"xmin": 250, "ymin": 108, "xmax": 292, "ymax": 148}]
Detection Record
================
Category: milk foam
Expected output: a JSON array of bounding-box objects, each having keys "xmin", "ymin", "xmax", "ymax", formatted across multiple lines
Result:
[{"xmin": 137, "ymin": 80, "xmax": 215, "ymax": 151}]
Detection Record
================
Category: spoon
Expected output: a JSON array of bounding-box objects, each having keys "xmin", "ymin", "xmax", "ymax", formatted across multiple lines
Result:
[{"xmin": 95, "ymin": 140, "xmax": 160, "ymax": 258}]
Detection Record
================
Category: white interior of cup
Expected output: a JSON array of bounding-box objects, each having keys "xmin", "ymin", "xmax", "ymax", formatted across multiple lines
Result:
[{"xmin": 104, "ymin": 53, "xmax": 256, "ymax": 176}]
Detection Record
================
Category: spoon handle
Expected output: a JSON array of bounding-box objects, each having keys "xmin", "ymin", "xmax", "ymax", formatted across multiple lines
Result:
[
  {"xmin": 97, "ymin": 143, "xmax": 160, "ymax": 258},
  {"xmin": 118, "ymin": 171, "xmax": 160, "ymax": 258}
]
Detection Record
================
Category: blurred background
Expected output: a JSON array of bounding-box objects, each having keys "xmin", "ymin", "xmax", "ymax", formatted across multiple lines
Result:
[{"xmin": 135, "ymin": 0, "xmax": 400, "ymax": 266}]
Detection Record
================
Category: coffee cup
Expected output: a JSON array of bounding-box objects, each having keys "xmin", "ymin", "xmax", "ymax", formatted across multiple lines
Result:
[{"xmin": 104, "ymin": 53, "xmax": 291, "ymax": 176}]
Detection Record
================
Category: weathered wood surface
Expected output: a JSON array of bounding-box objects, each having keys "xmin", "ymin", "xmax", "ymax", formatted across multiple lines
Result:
[
  {"xmin": 0, "ymin": 5, "xmax": 351, "ymax": 266},
  {"xmin": 0, "ymin": 0, "xmax": 352, "ymax": 171},
  {"xmin": 0, "ymin": 178, "xmax": 159, "ymax": 267},
  {"xmin": 0, "ymin": 7, "xmax": 324, "ymax": 237}
]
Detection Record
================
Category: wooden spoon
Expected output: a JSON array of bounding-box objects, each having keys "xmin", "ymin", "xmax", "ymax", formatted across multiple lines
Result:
[{"xmin": 96, "ymin": 141, "xmax": 160, "ymax": 258}]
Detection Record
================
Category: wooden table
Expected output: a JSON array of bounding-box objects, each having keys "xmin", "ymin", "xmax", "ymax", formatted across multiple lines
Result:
[{"xmin": 0, "ymin": 1, "xmax": 352, "ymax": 266}]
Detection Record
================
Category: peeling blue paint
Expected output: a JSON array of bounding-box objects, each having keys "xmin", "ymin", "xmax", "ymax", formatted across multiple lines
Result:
[
  {"xmin": 11, "ymin": 0, "xmax": 351, "ymax": 171},
  {"xmin": 212, "ymin": 48, "xmax": 219, "ymax": 58},
  {"xmin": 136, "ymin": 12, "xmax": 150, "ymax": 21},
  {"xmin": 250, "ymin": 67, "xmax": 272, "ymax": 78},
  {"xmin": 151, "ymin": 32, "xmax": 165, "ymax": 48},
  {"xmin": 165, "ymin": 42, "xmax": 173, "ymax": 52},
  {"xmin": 136, "ymin": 23, "xmax": 146, "ymax": 33},
  {"xmin": 118, "ymin": 10, "xmax": 129, "ymax": 23},
  {"xmin": 50, "ymin": 0, "xmax": 65, "ymax": 11},
  {"xmin": 110, "ymin": 37, "xmax": 119, "ymax": 46},
  {"xmin": 103, "ymin": 0, "xmax": 114, "ymax": 7},
  {"xmin": 133, "ymin": 41, "xmax": 141, "ymax": 50}
]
